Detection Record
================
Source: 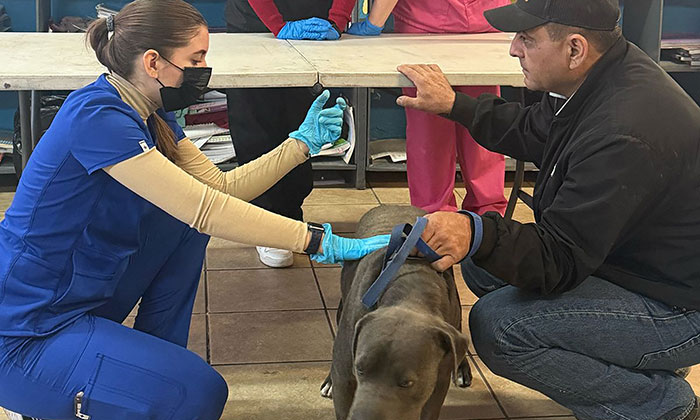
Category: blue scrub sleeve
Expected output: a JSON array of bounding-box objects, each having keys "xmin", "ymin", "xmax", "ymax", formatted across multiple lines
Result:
[{"xmin": 71, "ymin": 98, "xmax": 156, "ymax": 175}]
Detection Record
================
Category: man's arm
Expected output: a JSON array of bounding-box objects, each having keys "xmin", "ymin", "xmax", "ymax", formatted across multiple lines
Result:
[
  {"xmin": 397, "ymin": 64, "xmax": 552, "ymax": 165},
  {"xmin": 424, "ymin": 135, "xmax": 669, "ymax": 294},
  {"xmin": 248, "ymin": 0, "xmax": 285, "ymax": 35},
  {"xmin": 365, "ymin": 0, "xmax": 400, "ymax": 27},
  {"xmin": 328, "ymin": 0, "xmax": 358, "ymax": 32}
]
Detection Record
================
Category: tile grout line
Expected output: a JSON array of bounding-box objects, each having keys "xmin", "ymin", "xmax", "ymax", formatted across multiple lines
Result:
[
  {"xmin": 368, "ymin": 187, "xmax": 382, "ymax": 205},
  {"xmin": 469, "ymin": 354, "xmax": 511, "ymax": 420},
  {"xmin": 310, "ymin": 264, "xmax": 337, "ymax": 339},
  {"xmin": 204, "ymin": 260, "xmax": 212, "ymax": 365},
  {"xmin": 211, "ymin": 359, "xmax": 332, "ymax": 367},
  {"xmin": 208, "ymin": 308, "xmax": 330, "ymax": 315}
]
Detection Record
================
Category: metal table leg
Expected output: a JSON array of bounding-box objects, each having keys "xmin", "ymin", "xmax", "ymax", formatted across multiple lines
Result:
[
  {"xmin": 31, "ymin": 91, "xmax": 42, "ymax": 150},
  {"xmin": 504, "ymin": 160, "xmax": 524, "ymax": 221},
  {"xmin": 18, "ymin": 91, "xmax": 32, "ymax": 170},
  {"xmin": 351, "ymin": 87, "xmax": 369, "ymax": 190},
  {"xmin": 36, "ymin": 0, "xmax": 51, "ymax": 32}
]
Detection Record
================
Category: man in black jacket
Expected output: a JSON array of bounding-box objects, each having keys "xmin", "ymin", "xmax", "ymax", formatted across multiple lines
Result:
[{"xmin": 397, "ymin": 0, "xmax": 700, "ymax": 419}]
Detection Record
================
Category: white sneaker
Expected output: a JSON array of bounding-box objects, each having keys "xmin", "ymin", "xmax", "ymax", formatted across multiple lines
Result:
[{"xmin": 256, "ymin": 246, "xmax": 294, "ymax": 268}]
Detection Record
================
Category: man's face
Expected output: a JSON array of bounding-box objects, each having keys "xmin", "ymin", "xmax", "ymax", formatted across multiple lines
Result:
[{"xmin": 509, "ymin": 25, "xmax": 571, "ymax": 94}]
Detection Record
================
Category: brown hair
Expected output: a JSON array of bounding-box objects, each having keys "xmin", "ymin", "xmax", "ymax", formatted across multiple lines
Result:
[
  {"xmin": 86, "ymin": 0, "xmax": 207, "ymax": 161},
  {"xmin": 545, "ymin": 22, "xmax": 622, "ymax": 55}
]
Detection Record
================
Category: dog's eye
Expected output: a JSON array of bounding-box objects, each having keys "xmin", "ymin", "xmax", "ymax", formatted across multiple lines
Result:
[
  {"xmin": 355, "ymin": 368, "xmax": 365, "ymax": 377},
  {"xmin": 398, "ymin": 380, "xmax": 415, "ymax": 388}
]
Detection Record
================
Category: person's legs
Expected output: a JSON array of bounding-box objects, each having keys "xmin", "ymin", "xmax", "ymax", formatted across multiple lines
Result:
[
  {"xmin": 454, "ymin": 86, "xmax": 507, "ymax": 215},
  {"xmin": 404, "ymin": 87, "xmax": 460, "ymax": 213},
  {"xmin": 462, "ymin": 260, "xmax": 700, "ymax": 420},
  {"xmin": 225, "ymin": 87, "xmax": 313, "ymax": 220},
  {"xmin": 0, "ymin": 314, "xmax": 227, "ymax": 420},
  {"xmin": 91, "ymin": 208, "xmax": 209, "ymax": 347},
  {"xmin": 226, "ymin": 87, "xmax": 314, "ymax": 266}
]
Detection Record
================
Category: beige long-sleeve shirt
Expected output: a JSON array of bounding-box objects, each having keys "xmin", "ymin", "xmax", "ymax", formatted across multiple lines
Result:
[{"xmin": 103, "ymin": 74, "xmax": 310, "ymax": 252}]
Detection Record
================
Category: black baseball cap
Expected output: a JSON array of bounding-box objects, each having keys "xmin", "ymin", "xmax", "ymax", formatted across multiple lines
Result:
[{"xmin": 484, "ymin": 0, "xmax": 620, "ymax": 33}]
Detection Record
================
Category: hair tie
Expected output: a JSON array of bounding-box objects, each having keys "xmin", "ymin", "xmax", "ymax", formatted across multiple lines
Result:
[{"xmin": 106, "ymin": 15, "xmax": 114, "ymax": 38}]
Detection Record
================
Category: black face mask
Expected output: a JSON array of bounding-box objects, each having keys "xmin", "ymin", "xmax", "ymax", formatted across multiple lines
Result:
[{"xmin": 157, "ymin": 56, "xmax": 212, "ymax": 112}]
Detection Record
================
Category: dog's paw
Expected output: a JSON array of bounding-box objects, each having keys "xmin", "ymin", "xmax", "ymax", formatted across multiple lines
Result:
[
  {"xmin": 320, "ymin": 376, "xmax": 333, "ymax": 399},
  {"xmin": 454, "ymin": 359, "xmax": 472, "ymax": 388}
]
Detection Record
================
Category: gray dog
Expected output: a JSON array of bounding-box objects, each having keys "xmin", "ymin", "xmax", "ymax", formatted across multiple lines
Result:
[{"xmin": 322, "ymin": 205, "xmax": 471, "ymax": 420}]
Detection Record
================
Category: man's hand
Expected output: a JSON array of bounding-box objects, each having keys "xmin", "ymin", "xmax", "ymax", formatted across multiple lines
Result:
[
  {"xmin": 396, "ymin": 64, "xmax": 457, "ymax": 115},
  {"xmin": 422, "ymin": 212, "xmax": 472, "ymax": 272}
]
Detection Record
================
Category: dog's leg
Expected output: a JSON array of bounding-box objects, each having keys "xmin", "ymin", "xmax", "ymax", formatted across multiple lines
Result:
[
  {"xmin": 453, "ymin": 357, "xmax": 472, "ymax": 388},
  {"xmin": 331, "ymin": 365, "xmax": 356, "ymax": 420}
]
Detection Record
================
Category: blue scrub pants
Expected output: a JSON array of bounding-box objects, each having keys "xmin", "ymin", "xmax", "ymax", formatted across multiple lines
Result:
[{"xmin": 0, "ymin": 211, "xmax": 228, "ymax": 419}]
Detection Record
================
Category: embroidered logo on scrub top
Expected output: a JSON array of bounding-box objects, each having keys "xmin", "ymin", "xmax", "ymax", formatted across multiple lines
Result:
[{"xmin": 139, "ymin": 140, "xmax": 150, "ymax": 152}]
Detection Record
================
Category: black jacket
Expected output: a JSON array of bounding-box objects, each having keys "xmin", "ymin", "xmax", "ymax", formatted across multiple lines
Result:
[{"xmin": 449, "ymin": 37, "xmax": 700, "ymax": 309}]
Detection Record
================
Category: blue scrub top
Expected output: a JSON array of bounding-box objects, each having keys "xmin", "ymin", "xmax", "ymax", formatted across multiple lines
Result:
[{"xmin": 0, "ymin": 75, "xmax": 186, "ymax": 337}]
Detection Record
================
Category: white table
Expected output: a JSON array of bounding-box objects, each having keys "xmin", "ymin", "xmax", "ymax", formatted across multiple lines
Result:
[
  {"xmin": 290, "ymin": 33, "xmax": 524, "ymax": 87},
  {"xmin": 0, "ymin": 33, "xmax": 318, "ymax": 90},
  {"xmin": 0, "ymin": 32, "xmax": 526, "ymax": 191}
]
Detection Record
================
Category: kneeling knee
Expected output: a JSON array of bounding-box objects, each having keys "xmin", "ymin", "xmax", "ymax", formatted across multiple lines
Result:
[{"xmin": 178, "ymin": 366, "xmax": 228, "ymax": 420}]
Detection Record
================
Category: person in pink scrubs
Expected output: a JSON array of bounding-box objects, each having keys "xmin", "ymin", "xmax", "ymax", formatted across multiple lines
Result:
[{"xmin": 349, "ymin": 0, "xmax": 511, "ymax": 214}]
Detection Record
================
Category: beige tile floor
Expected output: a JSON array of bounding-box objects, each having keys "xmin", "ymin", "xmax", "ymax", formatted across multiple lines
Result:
[{"xmin": 0, "ymin": 183, "xmax": 698, "ymax": 420}]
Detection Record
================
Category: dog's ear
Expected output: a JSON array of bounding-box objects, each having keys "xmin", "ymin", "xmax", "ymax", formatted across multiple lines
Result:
[
  {"xmin": 352, "ymin": 312, "xmax": 378, "ymax": 363},
  {"xmin": 435, "ymin": 321, "xmax": 469, "ymax": 374}
]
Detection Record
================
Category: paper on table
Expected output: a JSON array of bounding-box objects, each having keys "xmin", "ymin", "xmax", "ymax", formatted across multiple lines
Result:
[
  {"xmin": 183, "ymin": 123, "xmax": 229, "ymax": 139},
  {"xmin": 342, "ymin": 105, "xmax": 356, "ymax": 164},
  {"xmin": 310, "ymin": 104, "xmax": 356, "ymax": 164}
]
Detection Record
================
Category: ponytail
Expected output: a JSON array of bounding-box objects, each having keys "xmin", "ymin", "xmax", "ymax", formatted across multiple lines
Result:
[{"xmin": 149, "ymin": 114, "xmax": 180, "ymax": 162}]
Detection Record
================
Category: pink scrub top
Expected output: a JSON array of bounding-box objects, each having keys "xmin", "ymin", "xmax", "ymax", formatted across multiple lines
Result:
[{"xmin": 392, "ymin": 0, "xmax": 511, "ymax": 33}]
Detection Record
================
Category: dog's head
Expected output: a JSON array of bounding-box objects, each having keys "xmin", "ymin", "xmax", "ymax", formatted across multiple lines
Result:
[{"xmin": 347, "ymin": 306, "xmax": 469, "ymax": 420}]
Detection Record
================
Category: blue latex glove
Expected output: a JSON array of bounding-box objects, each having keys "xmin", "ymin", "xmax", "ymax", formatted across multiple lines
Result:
[
  {"xmin": 347, "ymin": 20, "xmax": 384, "ymax": 36},
  {"xmin": 290, "ymin": 90, "xmax": 347, "ymax": 155},
  {"xmin": 311, "ymin": 223, "xmax": 391, "ymax": 265},
  {"xmin": 278, "ymin": 17, "xmax": 336, "ymax": 40},
  {"xmin": 323, "ymin": 25, "xmax": 341, "ymax": 40}
]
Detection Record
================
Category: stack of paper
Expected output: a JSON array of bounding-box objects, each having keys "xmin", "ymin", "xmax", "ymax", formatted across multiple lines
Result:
[
  {"xmin": 183, "ymin": 123, "xmax": 236, "ymax": 164},
  {"xmin": 661, "ymin": 35, "xmax": 700, "ymax": 67},
  {"xmin": 0, "ymin": 130, "xmax": 12, "ymax": 154},
  {"xmin": 182, "ymin": 90, "xmax": 237, "ymax": 165},
  {"xmin": 369, "ymin": 138, "xmax": 407, "ymax": 163},
  {"xmin": 310, "ymin": 105, "xmax": 356, "ymax": 164}
]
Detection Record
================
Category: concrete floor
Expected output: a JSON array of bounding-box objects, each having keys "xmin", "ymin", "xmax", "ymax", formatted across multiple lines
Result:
[{"xmin": 0, "ymin": 181, "xmax": 697, "ymax": 419}]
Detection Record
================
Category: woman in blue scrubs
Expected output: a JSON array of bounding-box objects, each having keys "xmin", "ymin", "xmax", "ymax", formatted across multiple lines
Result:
[{"xmin": 0, "ymin": 1, "xmax": 388, "ymax": 419}]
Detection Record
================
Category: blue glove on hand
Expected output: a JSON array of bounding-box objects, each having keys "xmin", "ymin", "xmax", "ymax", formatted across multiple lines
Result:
[
  {"xmin": 347, "ymin": 20, "xmax": 384, "ymax": 36},
  {"xmin": 290, "ymin": 90, "xmax": 347, "ymax": 155},
  {"xmin": 278, "ymin": 17, "xmax": 339, "ymax": 40},
  {"xmin": 311, "ymin": 223, "xmax": 391, "ymax": 265}
]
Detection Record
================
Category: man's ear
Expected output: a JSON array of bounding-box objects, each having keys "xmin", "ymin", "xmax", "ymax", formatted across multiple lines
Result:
[{"xmin": 567, "ymin": 33, "xmax": 589, "ymax": 70}]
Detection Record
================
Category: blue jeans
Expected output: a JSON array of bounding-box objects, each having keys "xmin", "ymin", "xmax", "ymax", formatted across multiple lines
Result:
[{"xmin": 463, "ymin": 259, "xmax": 700, "ymax": 420}]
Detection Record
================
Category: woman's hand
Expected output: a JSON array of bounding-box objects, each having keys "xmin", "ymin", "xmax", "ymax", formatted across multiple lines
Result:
[
  {"xmin": 311, "ymin": 223, "xmax": 391, "ymax": 264},
  {"xmin": 277, "ymin": 17, "xmax": 339, "ymax": 40},
  {"xmin": 347, "ymin": 20, "xmax": 383, "ymax": 36},
  {"xmin": 290, "ymin": 90, "xmax": 347, "ymax": 155}
]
